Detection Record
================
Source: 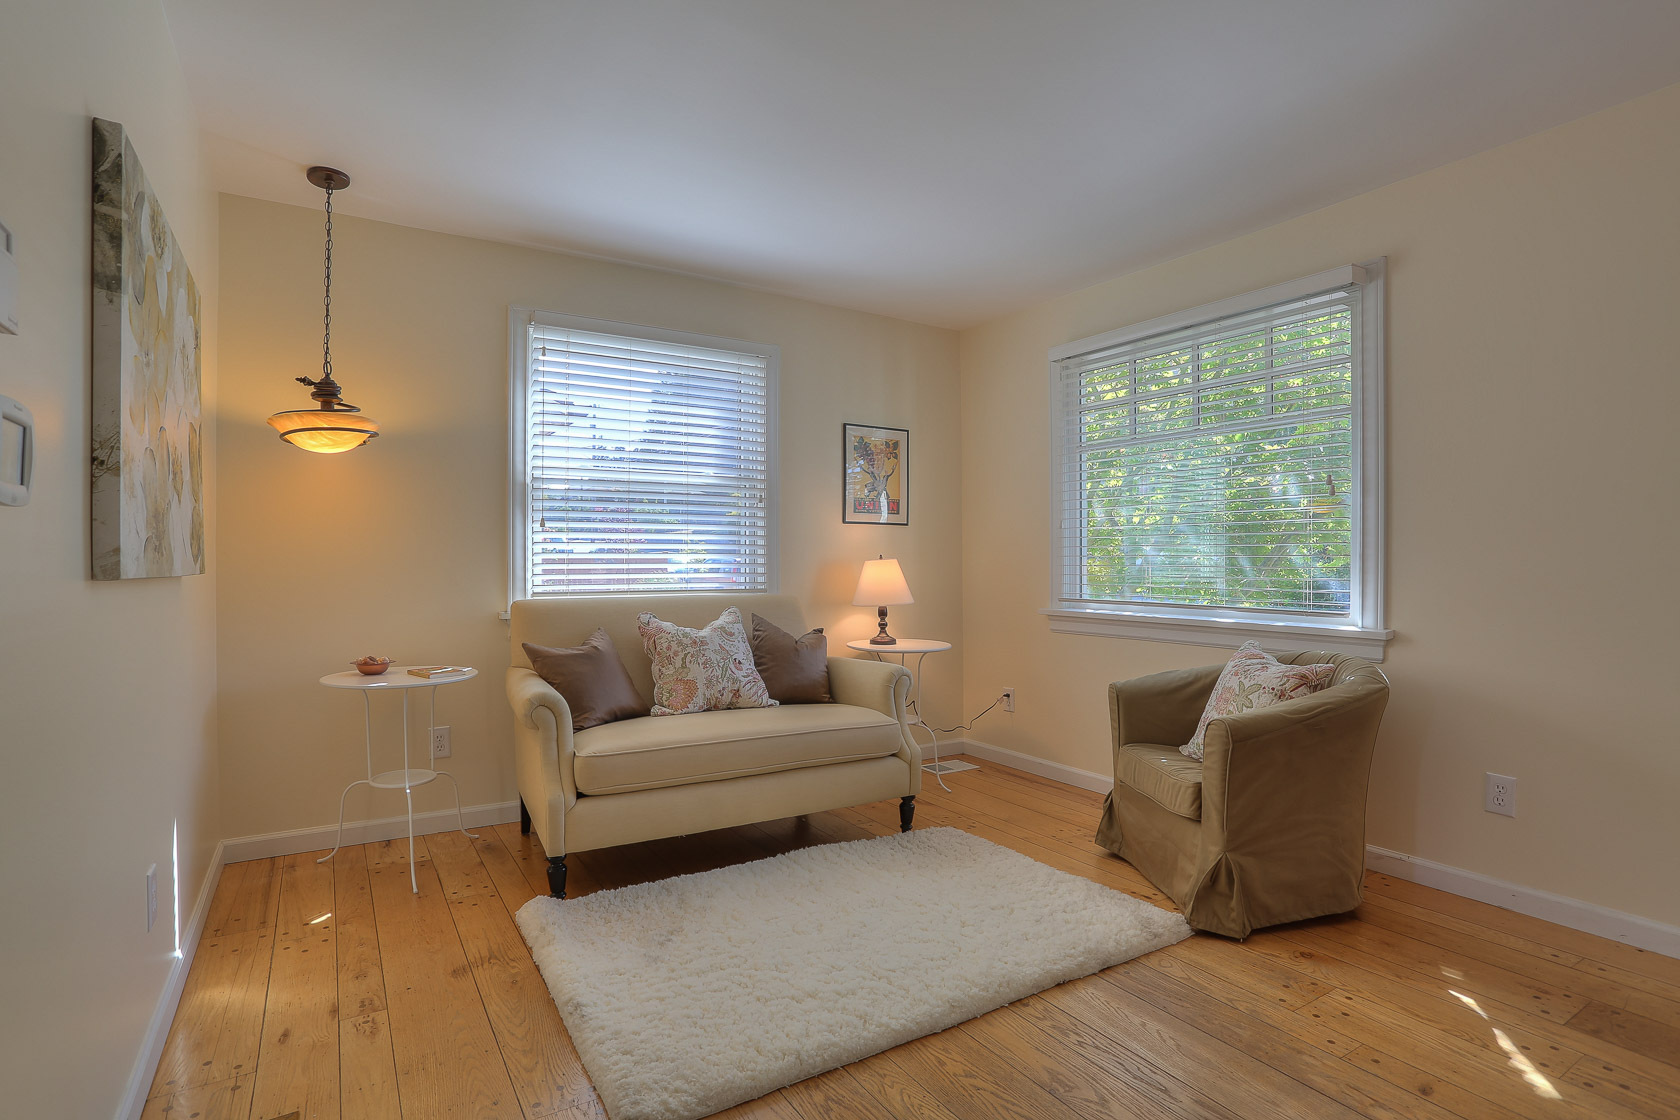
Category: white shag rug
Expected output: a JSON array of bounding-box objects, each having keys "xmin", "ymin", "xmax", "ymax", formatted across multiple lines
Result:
[{"xmin": 516, "ymin": 827, "xmax": 1190, "ymax": 1120}]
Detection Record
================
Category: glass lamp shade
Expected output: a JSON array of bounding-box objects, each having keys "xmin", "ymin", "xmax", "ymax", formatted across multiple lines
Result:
[
  {"xmin": 266, "ymin": 408, "xmax": 380, "ymax": 454},
  {"xmin": 852, "ymin": 557, "xmax": 913, "ymax": 606}
]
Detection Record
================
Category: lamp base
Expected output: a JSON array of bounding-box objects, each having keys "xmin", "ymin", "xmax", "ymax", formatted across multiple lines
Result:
[{"xmin": 870, "ymin": 606, "xmax": 898, "ymax": 645}]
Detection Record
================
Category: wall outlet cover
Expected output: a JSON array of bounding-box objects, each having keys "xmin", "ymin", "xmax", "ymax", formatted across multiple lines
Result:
[
  {"xmin": 431, "ymin": 725, "xmax": 451, "ymax": 758},
  {"xmin": 1001, "ymin": 688, "xmax": 1015, "ymax": 713},
  {"xmin": 1484, "ymin": 772, "xmax": 1517, "ymax": 817}
]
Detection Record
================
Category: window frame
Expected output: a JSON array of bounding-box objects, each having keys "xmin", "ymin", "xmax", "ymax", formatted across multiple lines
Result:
[
  {"xmin": 507, "ymin": 307, "xmax": 781, "ymax": 606},
  {"xmin": 1041, "ymin": 262, "xmax": 1391, "ymax": 659}
]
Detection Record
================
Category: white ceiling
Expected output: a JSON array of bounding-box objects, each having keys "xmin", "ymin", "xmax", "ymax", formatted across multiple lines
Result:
[{"xmin": 165, "ymin": 1, "xmax": 1680, "ymax": 328}]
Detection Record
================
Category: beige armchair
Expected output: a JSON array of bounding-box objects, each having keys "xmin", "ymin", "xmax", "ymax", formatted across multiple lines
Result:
[{"xmin": 1096, "ymin": 651, "xmax": 1390, "ymax": 938}]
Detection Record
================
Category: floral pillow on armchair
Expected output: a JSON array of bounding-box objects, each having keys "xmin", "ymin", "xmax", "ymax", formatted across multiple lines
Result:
[
  {"xmin": 1181, "ymin": 641, "xmax": 1335, "ymax": 760},
  {"xmin": 637, "ymin": 607, "xmax": 779, "ymax": 716}
]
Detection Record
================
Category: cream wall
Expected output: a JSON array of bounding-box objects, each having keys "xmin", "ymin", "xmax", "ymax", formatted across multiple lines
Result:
[
  {"xmin": 959, "ymin": 84, "xmax": 1680, "ymax": 925},
  {"xmin": 0, "ymin": 2, "xmax": 220, "ymax": 1116},
  {"xmin": 216, "ymin": 196, "xmax": 959, "ymax": 840}
]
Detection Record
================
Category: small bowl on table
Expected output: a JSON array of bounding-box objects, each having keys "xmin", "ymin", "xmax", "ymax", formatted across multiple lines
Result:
[{"xmin": 353, "ymin": 656, "xmax": 393, "ymax": 676}]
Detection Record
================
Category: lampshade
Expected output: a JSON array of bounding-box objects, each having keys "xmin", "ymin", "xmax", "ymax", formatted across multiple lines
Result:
[
  {"xmin": 266, "ymin": 408, "xmax": 380, "ymax": 454},
  {"xmin": 853, "ymin": 556, "xmax": 913, "ymax": 606}
]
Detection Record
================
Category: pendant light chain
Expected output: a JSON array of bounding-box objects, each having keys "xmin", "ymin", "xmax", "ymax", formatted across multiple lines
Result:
[
  {"xmin": 269, "ymin": 165, "xmax": 378, "ymax": 451},
  {"xmin": 322, "ymin": 184, "xmax": 334, "ymax": 381}
]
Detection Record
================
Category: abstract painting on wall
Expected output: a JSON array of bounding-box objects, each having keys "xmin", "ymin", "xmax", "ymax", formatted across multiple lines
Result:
[{"xmin": 91, "ymin": 117, "xmax": 204, "ymax": 579}]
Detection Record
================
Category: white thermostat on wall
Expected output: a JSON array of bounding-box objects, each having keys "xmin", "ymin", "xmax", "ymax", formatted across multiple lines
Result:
[
  {"xmin": 1, "ymin": 395, "xmax": 32, "ymax": 506},
  {"xmin": 0, "ymin": 219, "xmax": 17, "ymax": 334}
]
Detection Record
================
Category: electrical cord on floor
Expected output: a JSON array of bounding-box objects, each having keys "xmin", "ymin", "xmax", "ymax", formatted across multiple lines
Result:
[
  {"xmin": 915, "ymin": 692, "xmax": 1007, "ymax": 735},
  {"xmin": 903, "ymin": 692, "xmax": 1009, "ymax": 791}
]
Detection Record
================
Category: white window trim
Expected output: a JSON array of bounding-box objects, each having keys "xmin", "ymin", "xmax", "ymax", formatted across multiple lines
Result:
[
  {"xmin": 1041, "ymin": 262, "xmax": 1391, "ymax": 660},
  {"xmin": 507, "ymin": 307, "xmax": 781, "ymax": 609}
]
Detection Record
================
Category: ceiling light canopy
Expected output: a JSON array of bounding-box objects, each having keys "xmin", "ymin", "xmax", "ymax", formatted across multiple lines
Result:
[{"xmin": 266, "ymin": 166, "xmax": 379, "ymax": 454}]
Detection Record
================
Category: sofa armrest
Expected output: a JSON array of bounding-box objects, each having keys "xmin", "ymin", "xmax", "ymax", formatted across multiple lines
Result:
[
  {"xmin": 828, "ymin": 656, "xmax": 920, "ymax": 787},
  {"xmin": 827, "ymin": 656, "xmax": 910, "ymax": 721},
  {"xmin": 509, "ymin": 665, "xmax": 573, "ymax": 733},
  {"xmin": 506, "ymin": 667, "xmax": 578, "ymax": 854},
  {"xmin": 1109, "ymin": 663, "xmax": 1222, "ymax": 751}
]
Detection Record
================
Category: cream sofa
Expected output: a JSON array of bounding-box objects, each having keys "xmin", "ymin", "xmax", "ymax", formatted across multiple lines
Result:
[{"xmin": 507, "ymin": 593, "xmax": 921, "ymax": 896}]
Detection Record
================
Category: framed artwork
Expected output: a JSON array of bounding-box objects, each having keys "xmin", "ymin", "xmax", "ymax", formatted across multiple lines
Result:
[
  {"xmin": 842, "ymin": 422, "xmax": 908, "ymax": 525},
  {"xmin": 90, "ymin": 118, "xmax": 204, "ymax": 579}
]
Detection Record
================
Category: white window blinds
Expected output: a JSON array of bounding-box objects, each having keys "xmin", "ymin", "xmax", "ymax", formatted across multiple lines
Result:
[
  {"xmin": 521, "ymin": 319, "xmax": 773, "ymax": 596},
  {"xmin": 1054, "ymin": 285, "xmax": 1361, "ymax": 616}
]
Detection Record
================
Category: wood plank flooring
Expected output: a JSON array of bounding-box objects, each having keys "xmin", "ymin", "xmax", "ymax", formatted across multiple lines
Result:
[{"xmin": 145, "ymin": 758, "xmax": 1680, "ymax": 1120}]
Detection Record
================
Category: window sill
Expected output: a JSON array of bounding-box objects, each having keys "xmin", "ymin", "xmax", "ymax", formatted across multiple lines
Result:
[{"xmin": 1040, "ymin": 606, "xmax": 1392, "ymax": 661}]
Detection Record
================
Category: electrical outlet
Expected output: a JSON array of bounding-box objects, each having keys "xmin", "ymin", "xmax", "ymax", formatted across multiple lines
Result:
[
  {"xmin": 1001, "ymin": 688, "xmax": 1015, "ymax": 713},
  {"xmin": 146, "ymin": 864, "xmax": 158, "ymax": 932},
  {"xmin": 1484, "ymin": 772, "xmax": 1517, "ymax": 817},
  {"xmin": 431, "ymin": 725, "xmax": 452, "ymax": 759}
]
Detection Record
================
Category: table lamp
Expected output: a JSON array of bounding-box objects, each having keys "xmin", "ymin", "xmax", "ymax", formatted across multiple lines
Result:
[{"xmin": 853, "ymin": 555, "xmax": 913, "ymax": 645}]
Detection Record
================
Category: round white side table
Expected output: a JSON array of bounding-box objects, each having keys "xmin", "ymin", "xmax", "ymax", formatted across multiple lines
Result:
[
  {"xmin": 317, "ymin": 665, "xmax": 481, "ymax": 893},
  {"xmin": 845, "ymin": 638, "xmax": 954, "ymax": 788}
]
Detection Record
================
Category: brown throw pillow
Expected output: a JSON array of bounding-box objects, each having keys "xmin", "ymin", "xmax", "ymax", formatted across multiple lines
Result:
[
  {"xmin": 522, "ymin": 629, "xmax": 646, "ymax": 732},
  {"xmin": 749, "ymin": 613, "xmax": 832, "ymax": 704}
]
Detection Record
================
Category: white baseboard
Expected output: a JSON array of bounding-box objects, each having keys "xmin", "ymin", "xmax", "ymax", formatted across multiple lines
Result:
[
  {"xmin": 220, "ymin": 800, "xmax": 523, "ymax": 865},
  {"xmin": 1364, "ymin": 846, "xmax": 1680, "ymax": 958},
  {"xmin": 946, "ymin": 737, "xmax": 1114, "ymax": 794},
  {"xmin": 116, "ymin": 839, "xmax": 225, "ymax": 1120},
  {"xmin": 950, "ymin": 736, "xmax": 1680, "ymax": 960}
]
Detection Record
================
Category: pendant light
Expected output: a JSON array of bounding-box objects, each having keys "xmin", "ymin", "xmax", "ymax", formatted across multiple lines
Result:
[{"xmin": 266, "ymin": 166, "xmax": 380, "ymax": 454}]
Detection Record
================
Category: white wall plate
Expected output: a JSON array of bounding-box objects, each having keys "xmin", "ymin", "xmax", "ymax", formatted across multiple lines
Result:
[
  {"xmin": 0, "ymin": 394, "xmax": 33, "ymax": 506},
  {"xmin": 0, "ymin": 219, "xmax": 17, "ymax": 334}
]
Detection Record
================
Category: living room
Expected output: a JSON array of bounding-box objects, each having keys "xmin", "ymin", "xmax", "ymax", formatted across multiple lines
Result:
[{"xmin": 2, "ymin": 3, "xmax": 1676, "ymax": 1120}]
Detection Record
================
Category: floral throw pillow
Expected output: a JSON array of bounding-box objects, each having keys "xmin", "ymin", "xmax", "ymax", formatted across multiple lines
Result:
[
  {"xmin": 1181, "ymin": 642, "xmax": 1335, "ymax": 760},
  {"xmin": 637, "ymin": 607, "xmax": 778, "ymax": 716}
]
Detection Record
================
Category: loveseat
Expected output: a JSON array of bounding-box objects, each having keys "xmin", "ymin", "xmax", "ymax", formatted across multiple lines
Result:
[{"xmin": 507, "ymin": 593, "xmax": 921, "ymax": 896}]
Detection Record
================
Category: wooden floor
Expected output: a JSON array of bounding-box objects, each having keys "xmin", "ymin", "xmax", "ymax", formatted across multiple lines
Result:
[{"xmin": 145, "ymin": 757, "xmax": 1680, "ymax": 1120}]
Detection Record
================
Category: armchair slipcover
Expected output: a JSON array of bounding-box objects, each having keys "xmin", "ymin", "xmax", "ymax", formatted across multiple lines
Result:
[{"xmin": 1096, "ymin": 651, "xmax": 1390, "ymax": 938}]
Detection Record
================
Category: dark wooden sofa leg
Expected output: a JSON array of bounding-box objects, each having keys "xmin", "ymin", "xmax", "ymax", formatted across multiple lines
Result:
[
  {"xmin": 547, "ymin": 855, "xmax": 568, "ymax": 899},
  {"xmin": 900, "ymin": 795, "xmax": 916, "ymax": 832},
  {"xmin": 519, "ymin": 797, "xmax": 531, "ymax": 835}
]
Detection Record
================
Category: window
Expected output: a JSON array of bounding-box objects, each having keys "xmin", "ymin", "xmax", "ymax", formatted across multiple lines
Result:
[
  {"xmin": 1044, "ymin": 264, "xmax": 1390, "ymax": 657},
  {"xmin": 510, "ymin": 310, "xmax": 778, "ymax": 600}
]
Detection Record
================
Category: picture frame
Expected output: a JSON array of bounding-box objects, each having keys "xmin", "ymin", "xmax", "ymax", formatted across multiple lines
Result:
[{"xmin": 842, "ymin": 422, "xmax": 908, "ymax": 525}]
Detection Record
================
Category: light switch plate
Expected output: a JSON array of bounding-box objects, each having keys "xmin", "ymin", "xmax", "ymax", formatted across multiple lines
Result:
[
  {"xmin": 0, "ymin": 395, "xmax": 34, "ymax": 506},
  {"xmin": 0, "ymin": 219, "xmax": 18, "ymax": 334}
]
